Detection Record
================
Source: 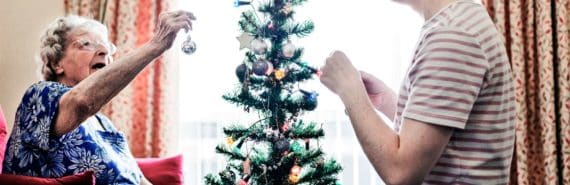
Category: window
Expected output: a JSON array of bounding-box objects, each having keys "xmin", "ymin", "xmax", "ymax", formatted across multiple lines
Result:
[{"xmin": 177, "ymin": 1, "xmax": 422, "ymax": 184}]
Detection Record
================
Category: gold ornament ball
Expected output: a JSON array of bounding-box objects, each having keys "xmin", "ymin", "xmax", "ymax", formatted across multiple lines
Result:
[
  {"xmin": 274, "ymin": 69, "xmax": 286, "ymax": 80},
  {"xmin": 288, "ymin": 174, "xmax": 299, "ymax": 184},
  {"xmin": 226, "ymin": 137, "xmax": 235, "ymax": 146}
]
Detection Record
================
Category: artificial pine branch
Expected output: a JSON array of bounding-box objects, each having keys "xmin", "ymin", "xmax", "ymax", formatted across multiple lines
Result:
[
  {"xmin": 290, "ymin": 0, "xmax": 309, "ymax": 6},
  {"xmin": 250, "ymin": 146, "xmax": 270, "ymax": 165},
  {"xmin": 299, "ymin": 159, "xmax": 342, "ymax": 184},
  {"xmin": 258, "ymin": 3, "xmax": 275, "ymax": 14},
  {"xmin": 224, "ymin": 119, "xmax": 274, "ymax": 142},
  {"xmin": 297, "ymin": 149, "xmax": 325, "ymax": 166},
  {"xmin": 259, "ymin": 25, "xmax": 289, "ymax": 43},
  {"xmin": 282, "ymin": 98, "xmax": 303, "ymax": 115},
  {"xmin": 245, "ymin": 52, "xmax": 257, "ymax": 63},
  {"xmin": 215, "ymin": 144, "xmax": 247, "ymax": 161},
  {"xmin": 239, "ymin": 11, "xmax": 260, "ymax": 33},
  {"xmin": 286, "ymin": 48, "xmax": 304, "ymax": 62},
  {"xmin": 224, "ymin": 125, "xmax": 251, "ymax": 139},
  {"xmin": 293, "ymin": 60, "xmax": 318, "ymax": 73},
  {"xmin": 290, "ymin": 121, "xmax": 324, "ymax": 138},
  {"xmin": 249, "ymin": 77, "xmax": 272, "ymax": 89},
  {"xmin": 281, "ymin": 67, "xmax": 315, "ymax": 84},
  {"xmin": 288, "ymin": 21, "xmax": 315, "ymax": 37},
  {"xmin": 311, "ymin": 177, "xmax": 338, "ymax": 185},
  {"xmin": 204, "ymin": 174, "xmax": 224, "ymax": 185},
  {"xmin": 223, "ymin": 90, "xmax": 268, "ymax": 111}
]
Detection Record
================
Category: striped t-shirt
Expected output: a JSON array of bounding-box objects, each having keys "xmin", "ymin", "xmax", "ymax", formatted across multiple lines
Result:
[{"xmin": 393, "ymin": 1, "xmax": 515, "ymax": 184}]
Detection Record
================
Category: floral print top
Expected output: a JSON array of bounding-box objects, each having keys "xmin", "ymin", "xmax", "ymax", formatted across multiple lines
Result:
[{"xmin": 2, "ymin": 81, "xmax": 143, "ymax": 185}]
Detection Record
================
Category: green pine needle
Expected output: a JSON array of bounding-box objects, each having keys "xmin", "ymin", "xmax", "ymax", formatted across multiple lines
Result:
[
  {"xmin": 299, "ymin": 159, "xmax": 343, "ymax": 184},
  {"xmin": 297, "ymin": 149, "xmax": 325, "ymax": 166},
  {"xmin": 223, "ymin": 125, "xmax": 250, "ymax": 139},
  {"xmin": 215, "ymin": 144, "xmax": 246, "ymax": 161},
  {"xmin": 290, "ymin": 120, "xmax": 325, "ymax": 138},
  {"xmin": 290, "ymin": 0, "xmax": 309, "ymax": 6},
  {"xmin": 239, "ymin": 11, "xmax": 259, "ymax": 33},
  {"xmin": 204, "ymin": 174, "xmax": 224, "ymax": 185},
  {"xmin": 288, "ymin": 21, "xmax": 315, "ymax": 37}
]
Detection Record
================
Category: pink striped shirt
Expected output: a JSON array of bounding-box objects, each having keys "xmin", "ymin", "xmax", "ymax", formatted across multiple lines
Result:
[{"xmin": 393, "ymin": 1, "xmax": 515, "ymax": 184}]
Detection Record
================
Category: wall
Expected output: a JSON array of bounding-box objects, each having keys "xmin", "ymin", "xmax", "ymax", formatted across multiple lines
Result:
[{"xmin": 0, "ymin": 0, "xmax": 64, "ymax": 133}]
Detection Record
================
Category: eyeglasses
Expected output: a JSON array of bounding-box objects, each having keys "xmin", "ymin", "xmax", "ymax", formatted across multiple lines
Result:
[{"xmin": 70, "ymin": 39, "xmax": 117, "ymax": 54}]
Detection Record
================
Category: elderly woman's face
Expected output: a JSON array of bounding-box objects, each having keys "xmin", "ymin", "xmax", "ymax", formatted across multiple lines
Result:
[{"xmin": 55, "ymin": 29, "xmax": 113, "ymax": 86}]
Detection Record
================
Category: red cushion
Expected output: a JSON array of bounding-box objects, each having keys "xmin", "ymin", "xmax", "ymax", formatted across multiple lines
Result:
[
  {"xmin": 0, "ymin": 171, "xmax": 95, "ymax": 185},
  {"xmin": 136, "ymin": 155, "xmax": 184, "ymax": 185},
  {"xmin": 0, "ymin": 106, "xmax": 7, "ymax": 173}
]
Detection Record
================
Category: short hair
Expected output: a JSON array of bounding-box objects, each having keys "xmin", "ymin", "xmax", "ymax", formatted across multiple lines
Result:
[{"xmin": 39, "ymin": 15, "xmax": 114, "ymax": 81}]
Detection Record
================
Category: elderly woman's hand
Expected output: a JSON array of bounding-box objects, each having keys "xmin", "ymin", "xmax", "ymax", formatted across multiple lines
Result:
[{"xmin": 150, "ymin": 10, "xmax": 196, "ymax": 52}]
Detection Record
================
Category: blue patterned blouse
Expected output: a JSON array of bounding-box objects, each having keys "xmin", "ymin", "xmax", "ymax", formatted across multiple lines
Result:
[{"xmin": 3, "ymin": 81, "xmax": 143, "ymax": 185}]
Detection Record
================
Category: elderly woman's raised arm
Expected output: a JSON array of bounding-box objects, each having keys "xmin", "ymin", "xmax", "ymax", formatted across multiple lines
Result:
[{"xmin": 53, "ymin": 11, "xmax": 195, "ymax": 136}]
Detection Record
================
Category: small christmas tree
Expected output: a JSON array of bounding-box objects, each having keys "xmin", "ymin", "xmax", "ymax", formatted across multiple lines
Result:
[{"xmin": 204, "ymin": 0, "xmax": 342, "ymax": 184}]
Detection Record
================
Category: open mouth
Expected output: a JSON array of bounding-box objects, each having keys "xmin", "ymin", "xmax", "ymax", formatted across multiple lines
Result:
[{"xmin": 91, "ymin": 63, "xmax": 106, "ymax": 70}]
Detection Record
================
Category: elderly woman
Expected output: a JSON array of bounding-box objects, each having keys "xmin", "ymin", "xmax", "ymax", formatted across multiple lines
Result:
[{"xmin": 2, "ymin": 11, "xmax": 195, "ymax": 185}]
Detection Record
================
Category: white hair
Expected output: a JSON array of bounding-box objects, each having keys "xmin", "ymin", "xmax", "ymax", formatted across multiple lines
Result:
[{"xmin": 39, "ymin": 15, "xmax": 113, "ymax": 81}]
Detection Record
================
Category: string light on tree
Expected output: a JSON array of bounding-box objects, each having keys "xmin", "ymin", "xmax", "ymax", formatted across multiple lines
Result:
[
  {"xmin": 291, "ymin": 165, "xmax": 302, "ymax": 176},
  {"xmin": 281, "ymin": 122, "xmax": 290, "ymax": 131}
]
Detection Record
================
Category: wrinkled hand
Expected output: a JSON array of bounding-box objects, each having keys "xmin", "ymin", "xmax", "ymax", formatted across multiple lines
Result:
[
  {"xmin": 150, "ymin": 10, "xmax": 196, "ymax": 52},
  {"xmin": 319, "ymin": 51, "xmax": 363, "ymax": 98},
  {"xmin": 361, "ymin": 71, "xmax": 387, "ymax": 109}
]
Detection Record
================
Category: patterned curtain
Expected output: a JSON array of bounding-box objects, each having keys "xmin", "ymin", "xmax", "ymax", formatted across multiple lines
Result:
[
  {"xmin": 482, "ymin": 0, "xmax": 570, "ymax": 184},
  {"xmin": 64, "ymin": 0, "xmax": 178, "ymax": 158}
]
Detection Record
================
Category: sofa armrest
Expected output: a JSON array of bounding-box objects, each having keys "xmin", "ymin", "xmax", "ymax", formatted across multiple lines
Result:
[
  {"xmin": 136, "ymin": 154, "xmax": 184, "ymax": 185},
  {"xmin": 0, "ymin": 171, "xmax": 95, "ymax": 185},
  {"xmin": 0, "ymin": 106, "xmax": 8, "ymax": 173}
]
